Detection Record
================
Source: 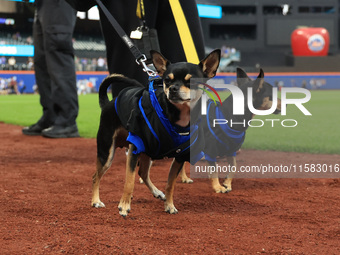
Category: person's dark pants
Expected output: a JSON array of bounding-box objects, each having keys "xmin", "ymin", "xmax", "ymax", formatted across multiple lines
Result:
[
  {"xmin": 99, "ymin": 0, "xmax": 206, "ymax": 85},
  {"xmin": 33, "ymin": 0, "xmax": 78, "ymax": 128}
]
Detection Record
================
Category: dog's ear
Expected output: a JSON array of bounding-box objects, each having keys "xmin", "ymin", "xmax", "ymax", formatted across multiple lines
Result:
[
  {"xmin": 151, "ymin": 50, "xmax": 170, "ymax": 77},
  {"xmin": 236, "ymin": 67, "xmax": 252, "ymax": 86},
  {"xmin": 253, "ymin": 68, "xmax": 265, "ymax": 93},
  {"xmin": 199, "ymin": 49, "xmax": 221, "ymax": 78}
]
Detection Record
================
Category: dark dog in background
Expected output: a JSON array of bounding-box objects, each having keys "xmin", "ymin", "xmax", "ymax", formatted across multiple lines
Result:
[
  {"xmin": 143, "ymin": 67, "xmax": 281, "ymax": 193},
  {"xmin": 202, "ymin": 67, "xmax": 281, "ymax": 193},
  {"xmin": 92, "ymin": 50, "xmax": 221, "ymax": 216}
]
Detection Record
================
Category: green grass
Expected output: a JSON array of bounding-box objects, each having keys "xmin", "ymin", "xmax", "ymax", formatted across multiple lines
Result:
[
  {"xmin": 242, "ymin": 90, "xmax": 340, "ymax": 154},
  {"xmin": 0, "ymin": 91, "xmax": 339, "ymax": 154},
  {"xmin": 0, "ymin": 94, "xmax": 101, "ymax": 138}
]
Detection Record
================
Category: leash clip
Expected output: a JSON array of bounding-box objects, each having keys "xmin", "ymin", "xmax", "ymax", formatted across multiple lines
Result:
[{"xmin": 137, "ymin": 55, "xmax": 157, "ymax": 77}]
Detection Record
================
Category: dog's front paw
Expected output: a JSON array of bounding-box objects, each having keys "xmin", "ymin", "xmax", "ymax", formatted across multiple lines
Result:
[
  {"xmin": 152, "ymin": 189, "xmax": 166, "ymax": 201},
  {"xmin": 118, "ymin": 201, "xmax": 131, "ymax": 217},
  {"xmin": 92, "ymin": 201, "xmax": 105, "ymax": 208},
  {"xmin": 222, "ymin": 180, "xmax": 232, "ymax": 192},
  {"xmin": 181, "ymin": 176, "xmax": 194, "ymax": 184},
  {"xmin": 213, "ymin": 184, "xmax": 229, "ymax": 194},
  {"xmin": 164, "ymin": 202, "xmax": 178, "ymax": 214},
  {"xmin": 139, "ymin": 177, "xmax": 144, "ymax": 184},
  {"xmin": 222, "ymin": 185, "xmax": 232, "ymax": 193}
]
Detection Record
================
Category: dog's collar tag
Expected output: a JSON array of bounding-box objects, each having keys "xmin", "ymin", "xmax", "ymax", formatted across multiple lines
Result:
[
  {"xmin": 178, "ymin": 132, "xmax": 189, "ymax": 136},
  {"xmin": 130, "ymin": 30, "xmax": 143, "ymax": 40}
]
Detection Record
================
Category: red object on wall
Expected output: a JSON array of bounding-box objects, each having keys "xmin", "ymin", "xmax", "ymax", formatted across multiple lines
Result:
[{"xmin": 291, "ymin": 27, "xmax": 329, "ymax": 56}]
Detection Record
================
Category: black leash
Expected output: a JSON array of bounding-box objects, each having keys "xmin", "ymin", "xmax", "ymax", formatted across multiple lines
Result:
[{"xmin": 94, "ymin": 0, "xmax": 156, "ymax": 76}]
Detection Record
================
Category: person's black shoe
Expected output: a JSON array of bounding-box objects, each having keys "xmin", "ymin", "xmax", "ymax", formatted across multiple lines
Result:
[
  {"xmin": 42, "ymin": 124, "xmax": 80, "ymax": 138},
  {"xmin": 22, "ymin": 123, "xmax": 47, "ymax": 136}
]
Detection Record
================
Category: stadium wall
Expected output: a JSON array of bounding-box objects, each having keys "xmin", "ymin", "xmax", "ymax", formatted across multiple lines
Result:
[{"xmin": 1, "ymin": 71, "xmax": 340, "ymax": 94}]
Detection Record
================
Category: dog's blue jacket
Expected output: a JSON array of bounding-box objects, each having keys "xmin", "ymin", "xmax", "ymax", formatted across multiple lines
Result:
[
  {"xmin": 114, "ymin": 80, "xmax": 204, "ymax": 164},
  {"xmin": 204, "ymin": 100, "xmax": 245, "ymax": 161}
]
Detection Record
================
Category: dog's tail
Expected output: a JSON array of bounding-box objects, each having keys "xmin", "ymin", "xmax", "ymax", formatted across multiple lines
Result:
[{"xmin": 98, "ymin": 74, "xmax": 144, "ymax": 109}]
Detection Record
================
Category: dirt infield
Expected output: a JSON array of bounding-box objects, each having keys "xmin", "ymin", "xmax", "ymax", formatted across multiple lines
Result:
[{"xmin": 1, "ymin": 122, "xmax": 339, "ymax": 254}]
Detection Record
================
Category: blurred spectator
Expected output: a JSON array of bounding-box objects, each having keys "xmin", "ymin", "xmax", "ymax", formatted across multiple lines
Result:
[
  {"xmin": 0, "ymin": 56, "xmax": 6, "ymax": 65},
  {"xmin": 96, "ymin": 56, "xmax": 105, "ymax": 71},
  {"xmin": 309, "ymin": 79, "xmax": 316, "ymax": 89},
  {"xmin": 0, "ymin": 78, "xmax": 6, "ymax": 94},
  {"xmin": 76, "ymin": 78, "xmax": 96, "ymax": 95},
  {"xmin": 12, "ymin": 31, "xmax": 22, "ymax": 41},
  {"xmin": 221, "ymin": 45, "xmax": 237, "ymax": 58},
  {"xmin": 278, "ymin": 80, "xmax": 284, "ymax": 91},
  {"xmin": 18, "ymin": 79, "xmax": 26, "ymax": 94},
  {"xmin": 81, "ymin": 58, "xmax": 88, "ymax": 71},
  {"xmin": 33, "ymin": 83, "xmax": 39, "ymax": 94},
  {"xmin": 26, "ymin": 36, "xmax": 33, "ymax": 44},
  {"xmin": 77, "ymin": 79, "xmax": 87, "ymax": 95},
  {"xmin": 74, "ymin": 56, "xmax": 82, "ymax": 71},
  {"xmin": 221, "ymin": 45, "xmax": 230, "ymax": 58},
  {"xmin": 0, "ymin": 77, "xmax": 25, "ymax": 95},
  {"xmin": 8, "ymin": 56, "xmax": 16, "ymax": 70},
  {"xmin": 27, "ymin": 57, "xmax": 34, "ymax": 70},
  {"xmin": 218, "ymin": 45, "xmax": 240, "ymax": 72},
  {"xmin": 91, "ymin": 58, "xmax": 97, "ymax": 71},
  {"xmin": 8, "ymin": 76, "xmax": 20, "ymax": 94},
  {"xmin": 0, "ymin": 55, "xmax": 111, "ymax": 71},
  {"xmin": 87, "ymin": 80, "xmax": 94, "ymax": 92}
]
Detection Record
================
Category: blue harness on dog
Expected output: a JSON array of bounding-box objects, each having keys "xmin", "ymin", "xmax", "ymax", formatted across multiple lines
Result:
[
  {"xmin": 114, "ymin": 79, "xmax": 204, "ymax": 164},
  {"xmin": 204, "ymin": 100, "xmax": 245, "ymax": 162}
]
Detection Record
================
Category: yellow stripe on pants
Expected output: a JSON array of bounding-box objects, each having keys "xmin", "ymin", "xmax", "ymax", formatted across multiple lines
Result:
[{"xmin": 168, "ymin": 0, "xmax": 200, "ymax": 64}]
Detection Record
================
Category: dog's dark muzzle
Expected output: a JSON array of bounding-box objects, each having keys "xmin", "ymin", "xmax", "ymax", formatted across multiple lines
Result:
[
  {"xmin": 169, "ymin": 85, "xmax": 186, "ymax": 102},
  {"xmin": 169, "ymin": 85, "xmax": 179, "ymax": 94}
]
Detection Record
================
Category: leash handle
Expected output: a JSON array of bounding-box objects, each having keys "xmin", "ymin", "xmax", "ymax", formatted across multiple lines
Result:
[{"xmin": 94, "ymin": 0, "xmax": 156, "ymax": 76}]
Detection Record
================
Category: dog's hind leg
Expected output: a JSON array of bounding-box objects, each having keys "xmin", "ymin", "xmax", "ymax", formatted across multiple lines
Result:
[
  {"xmin": 92, "ymin": 132, "xmax": 116, "ymax": 208},
  {"xmin": 223, "ymin": 156, "xmax": 236, "ymax": 192},
  {"xmin": 118, "ymin": 144, "xmax": 139, "ymax": 217},
  {"xmin": 208, "ymin": 161, "xmax": 229, "ymax": 193},
  {"xmin": 92, "ymin": 100, "xmax": 120, "ymax": 208},
  {"xmin": 179, "ymin": 163, "xmax": 193, "ymax": 184},
  {"xmin": 138, "ymin": 154, "xmax": 166, "ymax": 201},
  {"xmin": 92, "ymin": 157, "xmax": 113, "ymax": 208},
  {"xmin": 164, "ymin": 159, "xmax": 184, "ymax": 214}
]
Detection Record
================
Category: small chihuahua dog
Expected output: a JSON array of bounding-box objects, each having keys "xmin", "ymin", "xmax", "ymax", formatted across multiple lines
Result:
[
  {"xmin": 92, "ymin": 49, "xmax": 221, "ymax": 217},
  {"xmin": 203, "ymin": 68, "xmax": 281, "ymax": 193}
]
